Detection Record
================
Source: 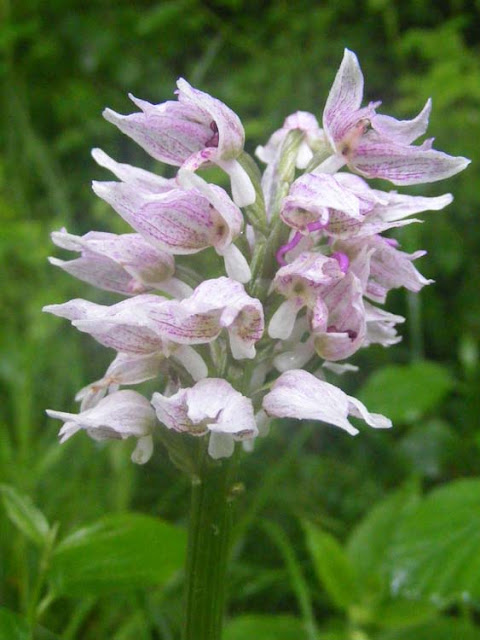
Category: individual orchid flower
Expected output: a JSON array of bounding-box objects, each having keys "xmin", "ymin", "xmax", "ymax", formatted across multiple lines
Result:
[
  {"xmin": 310, "ymin": 268, "xmax": 367, "ymax": 362},
  {"xmin": 282, "ymin": 170, "xmax": 454, "ymax": 239},
  {"xmin": 280, "ymin": 172, "xmax": 366, "ymax": 233},
  {"xmin": 317, "ymin": 48, "xmax": 470, "ymax": 184},
  {"xmin": 49, "ymin": 229, "xmax": 191, "ymax": 299},
  {"xmin": 43, "ymin": 295, "xmax": 169, "ymax": 354},
  {"xmin": 309, "ymin": 244, "xmax": 407, "ymax": 360},
  {"xmin": 256, "ymin": 111, "xmax": 325, "ymax": 170},
  {"xmin": 335, "ymin": 235, "xmax": 433, "ymax": 303},
  {"xmin": 43, "ymin": 296, "xmax": 208, "ymax": 381},
  {"xmin": 92, "ymin": 170, "xmax": 251, "ymax": 283},
  {"xmin": 263, "ymin": 369, "xmax": 391, "ymax": 435},
  {"xmin": 152, "ymin": 379, "xmax": 258, "ymax": 459},
  {"xmin": 143, "ymin": 277, "xmax": 264, "ymax": 360},
  {"xmin": 47, "ymin": 390, "xmax": 157, "ymax": 464},
  {"xmin": 102, "ymin": 79, "xmax": 255, "ymax": 207},
  {"xmin": 268, "ymin": 252, "xmax": 345, "ymax": 340}
]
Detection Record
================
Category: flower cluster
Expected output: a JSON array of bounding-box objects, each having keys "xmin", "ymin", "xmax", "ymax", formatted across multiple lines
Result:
[{"xmin": 45, "ymin": 50, "xmax": 469, "ymax": 464}]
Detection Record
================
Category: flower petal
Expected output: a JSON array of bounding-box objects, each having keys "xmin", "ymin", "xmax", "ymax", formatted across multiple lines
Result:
[
  {"xmin": 323, "ymin": 49, "xmax": 365, "ymax": 149},
  {"xmin": 263, "ymin": 369, "xmax": 391, "ymax": 433},
  {"xmin": 371, "ymin": 99, "xmax": 431, "ymax": 145},
  {"xmin": 353, "ymin": 137, "xmax": 471, "ymax": 185}
]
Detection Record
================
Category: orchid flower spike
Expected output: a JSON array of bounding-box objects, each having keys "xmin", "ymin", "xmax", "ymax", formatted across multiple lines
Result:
[{"xmin": 44, "ymin": 52, "xmax": 469, "ymax": 465}]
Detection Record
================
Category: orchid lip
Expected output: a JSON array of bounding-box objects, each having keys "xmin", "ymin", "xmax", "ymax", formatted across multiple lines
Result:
[
  {"xmin": 331, "ymin": 251, "xmax": 350, "ymax": 273},
  {"xmin": 276, "ymin": 220, "xmax": 328, "ymax": 266},
  {"xmin": 306, "ymin": 220, "xmax": 327, "ymax": 232},
  {"xmin": 276, "ymin": 231, "xmax": 303, "ymax": 266}
]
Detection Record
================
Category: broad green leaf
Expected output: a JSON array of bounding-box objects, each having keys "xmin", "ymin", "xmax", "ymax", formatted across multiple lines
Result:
[
  {"xmin": 346, "ymin": 483, "xmax": 420, "ymax": 587},
  {"xmin": 398, "ymin": 419, "xmax": 460, "ymax": 479},
  {"xmin": 376, "ymin": 618, "xmax": 480, "ymax": 640},
  {"xmin": 303, "ymin": 521, "xmax": 360, "ymax": 611},
  {"xmin": 358, "ymin": 361, "xmax": 453, "ymax": 423},
  {"xmin": 0, "ymin": 484, "xmax": 50, "ymax": 547},
  {"xmin": 224, "ymin": 615, "xmax": 308, "ymax": 640},
  {"xmin": 48, "ymin": 513, "xmax": 186, "ymax": 596},
  {"xmin": 384, "ymin": 479, "xmax": 480, "ymax": 604}
]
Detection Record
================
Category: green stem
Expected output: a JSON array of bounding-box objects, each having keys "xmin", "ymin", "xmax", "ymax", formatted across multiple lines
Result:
[{"xmin": 183, "ymin": 452, "xmax": 236, "ymax": 640}]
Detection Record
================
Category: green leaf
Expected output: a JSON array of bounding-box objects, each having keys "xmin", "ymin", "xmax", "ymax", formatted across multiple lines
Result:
[
  {"xmin": 346, "ymin": 482, "xmax": 420, "ymax": 588},
  {"xmin": 0, "ymin": 608, "xmax": 60, "ymax": 640},
  {"xmin": 0, "ymin": 608, "xmax": 29, "ymax": 640},
  {"xmin": 376, "ymin": 618, "xmax": 480, "ymax": 640},
  {"xmin": 371, "ymin": 598, "xmax": 437, "ymax": 629},
  {"xmin": 48, "ymin": 513, "xmax": 186, "ymax": 596},
  {"xmin": 303, "ymin": 520, "xmax": 360, "ymax": 611},
  {"xmin": 358, "ymin": 361, "xmax": 453, "ymax": 423},
  {"xmin": 384, "ymin": 479, "xmax": 480, "ymax": 604},
  {"xmin": 398, "ymin": 419, "xmax": 459, "ymax": 479},
  {"xmin": 0, "ymin": 484, "xmax": 50, "ymax": 547},
  {"xmin": 224, "ymin": 615, "xmax": 308, "ymax": 640}
]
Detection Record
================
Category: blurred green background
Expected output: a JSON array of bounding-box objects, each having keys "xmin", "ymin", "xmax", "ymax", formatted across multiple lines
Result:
[{"xmin": 1, "ymin": 1, "xmax": 480, "ymax": 638}]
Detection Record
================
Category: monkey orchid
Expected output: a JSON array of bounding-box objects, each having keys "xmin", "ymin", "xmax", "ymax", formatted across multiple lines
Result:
[
  {"xmin": 92, "ymin": 171, "xmax": 251, "ymax": 283},
  {"xmin": 47, "ymin": 390, "xmax": 157, "ymax": 464},
  {"xmin": 49, "ymin": 229, "xmax": 191, "ymax": 298},
  {"xmin": 103, "ymin": 79, "xmax": 255, "ymax": 207},
  {"xmin": 318, "ymin": 48, "xmax": 470, "ymax": 183},
  {"xmin": 152, "ymin": 378, "xmax": 258, "ymax": 459},
  {"xmin": 263, "ymin": 369, "xmax": 391, "ymax": 435}
]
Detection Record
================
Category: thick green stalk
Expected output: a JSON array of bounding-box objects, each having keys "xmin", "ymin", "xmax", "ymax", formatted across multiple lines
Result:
[{"xmin": 183, "ymin": 452, "xmax": 236, "ymax": 640}]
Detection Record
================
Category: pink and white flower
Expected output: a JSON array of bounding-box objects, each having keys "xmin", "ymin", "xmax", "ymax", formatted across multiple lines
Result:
[
  {"xmin": 281, "ymin": 171, "xmax": 453, "ymax": 239},
  {"xmin": 103, "ymin": 79, "xmax": 255, "ymax": 206},
  {"xmin": 269, "ymin": 252, "xmax": 345, "ymax": 340},
  {"xmin": 75, "ymin": 352, "xmax": 166, "ymax": 410},
  {"xmin": 92, "ymin": 171, "xmax": 251, "ymax": 283},
  {"xmin": 43, "ymin": 295, "xmax": 208, "ymax": 381},
  {"xmin": 152, "ymin": 379, "xmax": 258, "ymax": 459},
  {"xmin": 335, "ymin": 235, "xmax": 433, "ymax": 303},
  {"xmin": 318, "ymin": 49, "xmax": 470, "ymax": 184},
  {"xmin": 44, "ymin": 52, "xmax": 469, "ymax": 465},
  {"xmin": 49, "ymin": 228, "xmax": 191, "ymax": 298},
  {"xmin": 47, "ymin": 390, "xmax": 157, "ymax": 464},
  {"xmin": 256, "ymin": 111, "xmax": 325, "ymax": 170},
  {"xmin": 263, "ymin": 369, "xmax": 391, "ymax": 434},
  {"xmin": 143, "ymin": 277, "xmax": 264, "ymax": 360}
]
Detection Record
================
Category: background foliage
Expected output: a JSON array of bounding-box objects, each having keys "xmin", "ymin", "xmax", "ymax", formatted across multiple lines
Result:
[{"xmin": 1, "ymin": 1, "xmax": 479, "ymax": 638}]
